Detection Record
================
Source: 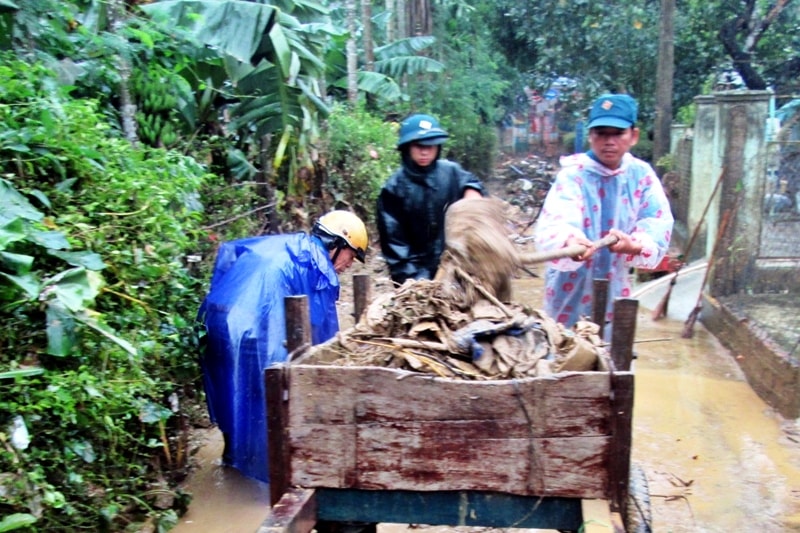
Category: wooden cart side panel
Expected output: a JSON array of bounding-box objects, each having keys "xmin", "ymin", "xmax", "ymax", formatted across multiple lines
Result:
[
  {"xmin": 290, "ymin": 424, "xmax": 611, "ymax": 498},
  {"xmin": 280, "ymin": 366, "xmax": 626, "ymax": 500},
  {"xmin": 286, "ymin": 365, "xmax": 613, "ymax": 436}
]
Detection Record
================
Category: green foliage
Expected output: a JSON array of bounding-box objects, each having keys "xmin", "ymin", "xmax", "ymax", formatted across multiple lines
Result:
[
  {"xmin": 139, "ymin": 0, "xmax": 333, "ymax": 180},
  {"xmin": 321, "ymin": 104, "xmax": 399, "ymax": 225},
  {"xmin": 399, "ymin": 5, "xmax": 509, "ymax": 177},
  {"xmin": 439, "ymin": 108, "xmax": 498, "ymax": 179},
  {"xmin": 0, "ymin": 53, "xmax": 243, "ymax": 530},
  {"xmin": 656, "ymin": 152, "xmax": 676, "ymax": 174},
  {"xmin": 672, "ymin": 1, "xmax": 726, "ymax": 111},
  {"xmin": 492, "ymin": 0, "xmax": 659, "ymax": 116},
  {"xmin": 675, "ymin": 103, "xmax": 696, "ymax": 126},
  {"xmin": 631, "ymin": 136, "xmax": 654, "ymax": 166}
]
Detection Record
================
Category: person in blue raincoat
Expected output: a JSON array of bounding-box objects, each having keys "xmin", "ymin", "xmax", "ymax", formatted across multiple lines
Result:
[
  {"xmin": 534, "ymin": 94, "xmax": 674, "ymax": 329},
  {"xmin": 197, "ymin": 210, "xmax": 368, "ymax": 482}
]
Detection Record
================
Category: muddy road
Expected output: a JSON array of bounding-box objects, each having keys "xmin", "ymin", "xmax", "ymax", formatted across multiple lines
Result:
[{"xmin": 173, "ymin": 267, "xmax": 800, "ymax": 533}]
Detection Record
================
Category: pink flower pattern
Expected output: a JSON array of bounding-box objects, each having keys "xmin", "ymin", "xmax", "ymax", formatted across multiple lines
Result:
[{"xmin": 534, "ymin": 152, "xmax": 674, "ymax": 329}]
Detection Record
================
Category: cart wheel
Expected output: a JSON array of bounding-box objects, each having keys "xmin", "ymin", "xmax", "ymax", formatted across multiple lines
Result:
[{"xmin": 626, "ymin": 462, "xmax": 653, "ymax": 533}]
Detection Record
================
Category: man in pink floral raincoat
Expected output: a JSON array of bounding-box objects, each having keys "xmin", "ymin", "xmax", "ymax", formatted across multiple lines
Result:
[{"xmin": 534, "ymin": 93, "xmax": 674, "ymax": 330}]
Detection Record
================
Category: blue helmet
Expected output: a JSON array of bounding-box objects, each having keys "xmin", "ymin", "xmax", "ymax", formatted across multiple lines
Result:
[{"xmin": 397, "ymin": 114, "xmax": 449, "ymax": 148}]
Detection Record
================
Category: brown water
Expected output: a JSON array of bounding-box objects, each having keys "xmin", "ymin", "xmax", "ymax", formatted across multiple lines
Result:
[{"xmin": 172, "ymin": 275, "xmax": 800, "ymax": 533}]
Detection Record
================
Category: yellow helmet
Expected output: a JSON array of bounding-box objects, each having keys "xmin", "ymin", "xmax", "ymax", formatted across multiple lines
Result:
[{"xmin": 313, "ymin": 210, "xmax": 368, "ymax": 262}]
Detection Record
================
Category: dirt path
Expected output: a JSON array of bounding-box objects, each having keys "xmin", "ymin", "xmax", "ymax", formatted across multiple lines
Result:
[{"xmin": 174, "ymin": 158, "xmax": 800, "ymax": 532}]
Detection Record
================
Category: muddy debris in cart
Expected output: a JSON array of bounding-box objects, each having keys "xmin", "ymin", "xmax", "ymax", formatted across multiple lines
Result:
[{"xmin": 310, "ymin": 275, "xmax": 607, "ymax": 379}]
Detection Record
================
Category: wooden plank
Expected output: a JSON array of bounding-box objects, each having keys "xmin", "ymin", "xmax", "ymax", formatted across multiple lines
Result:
[
  {"xmin": 257, "ymin": 488, "xmax": 317, "ymax": 533},
  {"xmin": 610, "ymin": 299, "xmax": 638, "ymax": 371},
  {"xmin": 280, "ymin": 365, "xmax": 618, "ymax": 498},
  {"xmin": 592, "ymin": 278, "xmax": 610, "ymax": 339},
  {"xmin": 581, "ymin": 499, "xmax": 614, "ymax": 533},
  {"xmin": 285, "ymin": 296, "xmax": 311, "ymax": 358},
  {"xmin": 352, "ymin": 274, "xmax": 371, "ymax": 323},
  {"xmin": 287, "ymin": 366, "xmax": 612, "ymax": 435},
  {"xmin": 313, "ymin": 488, "xmax": 583, "ymax": 530},
  {"xmin": 290, "ymin": 426, "xmax": 611, "ymax": 497}
]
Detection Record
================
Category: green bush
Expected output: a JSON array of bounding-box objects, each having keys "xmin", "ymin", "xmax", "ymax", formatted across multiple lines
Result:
[
  {"xmin": 322, "ymin": 104, "xmax": 400, "ymax": 226},
  {"xmin": 0, "ymin": 55, "xmax": 253, "ymax": 532},
  {"xmin": 439, "ymin": 110, "xmax": 498, "ymax": 179}
]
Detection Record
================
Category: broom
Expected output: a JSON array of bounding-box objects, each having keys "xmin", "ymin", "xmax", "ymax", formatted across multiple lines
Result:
[
  {"xmin": 681, "ymin": 207, "xmax": 734, "ymax": 339},
  {"xmin": 652, "ymin": 168, "xmax": 725, "ymax": 320}
]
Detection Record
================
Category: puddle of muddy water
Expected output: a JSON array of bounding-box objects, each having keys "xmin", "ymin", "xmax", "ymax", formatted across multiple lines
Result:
[
  {"xmin": 170, "ymin": 428, "xmax": 270, "ymax": 532},
  {"xmin": 172, "ymin": 275, "xmax": 800, "ymax": 533}
]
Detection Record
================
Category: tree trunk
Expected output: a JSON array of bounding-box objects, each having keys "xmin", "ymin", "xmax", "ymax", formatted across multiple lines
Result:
[
  {"xmin": 108, "ymin": 0, "xmax": 139, "ymax": 146},
  {"xmin": 346, "ymin": 0, "xmax": 359, "ymax": 104},
  {"xmin": 719, "ymin": 18, "xmax": 768, "ymax": 90},
  {"xmin": 408, "ymin": 0, "xmax": 432, "ymax": 36},
  {"xmin": 362, "ymin": 0, "xmax": 374, "ymax": 72},
  {"xmin": 397, "ymin": 0, "xmax": 407, "ymax": 39},
  {"xmin": 385, "ymin": 0, "xmax": 395, "ymax": 42},
  {"xmin": 258, "ymin": 134, "xmax": 279, "ymax": 235},
  {"xmin": 653, "ymin": 0, "xmax": 675, "ymax": 165}
]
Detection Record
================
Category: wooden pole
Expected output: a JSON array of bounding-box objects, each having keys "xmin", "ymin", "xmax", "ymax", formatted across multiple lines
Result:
[
  {"xmin": 267, "ymin": 295, "xmax": 312, "ymax": 505},
  {"xmin": 285, "ymin": 295, "xmax": 311, "ymax": 358},
  {"xmin": 265, "ymin": 365, "xmax": 289, "ymax": 506},
  {"xmin": 353, "ymin": 274, "xmax": 372, "ymax": 324},
  {"xmin": 610, "ymin": 298, "xmax": 638, "ymax": 372},
  {"xmin": 607, "ymin": 298, "xmax": 637, "ymax": 522},
  {"xmin": 592, "ymin": 278, "xmax": 610, "ymax": 339}
]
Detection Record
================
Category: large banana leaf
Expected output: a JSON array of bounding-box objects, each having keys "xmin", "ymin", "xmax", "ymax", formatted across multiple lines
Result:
[
  {"xmin": 332, "ymin": 71, "xmax": 402, "ymax": 102},
  {"xmin": 139, "ymin": 0, "xmax": 279, "ymax": 65},
  {"xmin": 374, "ymin": 56, "xmax": 445, "ymax": 78},
  {"xmin": 374, "ymin": 36, "xmax": 437, "ymax": 59},
  {"xmin": 326, "ymin": 34, "xmax": 442, "ymax": 101},
  {"xmin": 140, "ymin": 0, "xmax": 331, "ymax": 175}
]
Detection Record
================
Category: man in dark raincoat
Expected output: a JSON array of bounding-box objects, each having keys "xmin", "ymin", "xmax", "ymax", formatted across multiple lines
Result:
[
  {"xmin": 197, "ymin": 211, "xmax": 368, "ymax": 482},
  {"xmin": 377, "ymin": 113, "xmax": 485, "ymax": 286}
]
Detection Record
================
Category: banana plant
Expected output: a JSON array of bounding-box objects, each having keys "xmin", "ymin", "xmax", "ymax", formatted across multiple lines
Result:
[
  {"xmin": 139, "ymin": 0, "xmax": 332, "ymax": 187},
  {"xmin": 323, "ymin": 2, "xmax": 445, "ymax": 103},
  {"xmin": 328, "ymin": 35, "xmax": 444, "ymax": 102}
]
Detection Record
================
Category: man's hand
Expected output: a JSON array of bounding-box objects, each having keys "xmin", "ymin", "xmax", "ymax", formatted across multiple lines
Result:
[
  {"xmin": 565, "ymin": 235, "xmax": 595, "ymax": 261},
  {"xmin": 608, "ymin": 228, "xmax": 643, "ymax": 256},
  {"xmin": 462, "ymin": 188, "xmax": 483, "ymax": 200}
]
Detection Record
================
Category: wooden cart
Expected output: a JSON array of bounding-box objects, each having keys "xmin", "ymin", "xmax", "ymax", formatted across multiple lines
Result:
[{"xmin": 259, "ymin": 294, "xmax": 647, "ymax": 533}]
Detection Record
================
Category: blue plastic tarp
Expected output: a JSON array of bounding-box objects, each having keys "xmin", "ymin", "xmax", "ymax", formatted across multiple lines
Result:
[{"xmin": 197, "ymin": 233, "xmax": 341, "ymax": 482}]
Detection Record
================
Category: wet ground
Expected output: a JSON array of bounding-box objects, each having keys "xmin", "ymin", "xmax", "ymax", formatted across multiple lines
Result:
[{"xmin": 172, "ymin": 266, "xmax": 800, "ymax": 533}]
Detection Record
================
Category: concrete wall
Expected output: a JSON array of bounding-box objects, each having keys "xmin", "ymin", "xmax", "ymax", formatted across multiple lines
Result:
[
  {"xmin": 702, "ymin": 297, "xmax": 800, "ymax": 419},
  {"xmin": 687, "ymin": 90, "xmax": 800, "ymax": 295},
  {"xmin": 688, "ymin": 95, "xmax": 723, "ymax": 260},
  {"xmin": 685, "ymin": 90, "xmax": 800, "ymax": 418},
  {"xmin": 668, "ymin": 125, "xmax": 692, "ymax": 249}
]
